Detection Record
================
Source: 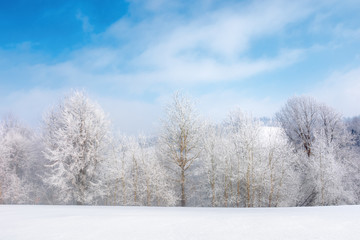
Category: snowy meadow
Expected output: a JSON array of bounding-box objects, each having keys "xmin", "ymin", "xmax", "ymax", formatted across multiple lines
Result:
[{"xmin": 1, "ymin": 205, "xmax": 359, "ymax": 240}]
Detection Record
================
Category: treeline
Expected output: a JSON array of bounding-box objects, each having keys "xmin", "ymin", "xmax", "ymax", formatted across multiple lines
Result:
[{"xmin": 0, "ymin": 90, "xmax": 359, "ymax": 207}]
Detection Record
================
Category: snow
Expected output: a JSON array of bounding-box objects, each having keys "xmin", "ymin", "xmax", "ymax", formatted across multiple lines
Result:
[{"xmin": 1, "ymin": 205, "xmax": 359, "ymax": 240}]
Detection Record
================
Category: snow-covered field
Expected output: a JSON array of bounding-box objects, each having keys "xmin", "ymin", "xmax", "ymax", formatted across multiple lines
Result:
[{"xmin": 1, "ymin": 205, "xmax": 359, "ymax": 240}]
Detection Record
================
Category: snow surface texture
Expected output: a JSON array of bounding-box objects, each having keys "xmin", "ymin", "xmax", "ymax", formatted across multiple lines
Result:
[{"xmin": 1, "ymin": 205, "xmax": 359, "ymax": 240}]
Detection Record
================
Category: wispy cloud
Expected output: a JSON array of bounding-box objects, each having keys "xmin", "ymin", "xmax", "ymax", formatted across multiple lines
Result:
[
  {"xmin": 76, "ymin": 12, "xmax": 94, "ymax": 33},
  {"xmin": 310, "ymin": 67, "xmax": 360, "ymax": 117},
  {"xmin": 101, "ymin": 0, "xmax": 314, "ymax": 84}
]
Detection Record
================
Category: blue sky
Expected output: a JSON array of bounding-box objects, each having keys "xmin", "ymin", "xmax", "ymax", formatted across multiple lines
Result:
[{"xmin": 1, "ymin": 0, "xmax": 360, "ymax": 134}]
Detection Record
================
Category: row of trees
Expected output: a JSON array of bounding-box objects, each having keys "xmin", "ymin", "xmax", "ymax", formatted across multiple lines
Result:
[{"xmin": 0, "ymin": 90, "xmax": 359, "ymax": 207}]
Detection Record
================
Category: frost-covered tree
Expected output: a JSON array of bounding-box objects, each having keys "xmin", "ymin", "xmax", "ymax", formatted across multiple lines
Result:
[
  {"xmin": 226, "ymin": 109, "xmax": 262, "ymax": 207},
  {"xmin": 0, "ymin": 121, "xmax": 17, "ymax": 204},
  {"xmin": 212, "ymin": 110, "xmax": 300, "ymax": 208},
  {"xmin": 158, "ymin": 92, "xmax": 203, "ymax": 206},
  {"xmin": 200, "ymin": 124, "xmax": 234, "ymax": 207},
  {"xmin": 136, "ymin": 136, "xmax": 176, "ymax": 206},
  {"xmin": 0, "ymin": 115, "xmax": 35, "ymax": 204},
  {"xmin": 346, "ymin": 116, "xmax": 360, "ymax": 147},
  {"xmin": 277, "ymin": 96, "xmax": 355, "ymax": 206},
  {"xmin": 105, "ymin": 135, "xmax": 176, "ymax": 206},
  {"xmin": 311, "ymin": 129, "xmax": 354, "ymax": 205},
  {"xmin": 258, "ymin": 126, "xmax": 299, "ymax": 207},
  {"xmin": 318, "ymin": 105, "xmax": 342, "ymax": 145},
  {"xmin": 0, "ymin": 89, "xmax": 358, "ymax": 207},
  {"xmin": 102, "ymin": 135, "xmax": 132, "ymax": 206},
  {"xmin": 201, "ymin": 123, "xmax": 225, "ymax": 207},
  {"xmin": 345, "ymin": 116, "xmax": 360, "ymax": 202},
  {"xmin": 42, "ymin": 91, "xmax": 111, "ymax": 205}
]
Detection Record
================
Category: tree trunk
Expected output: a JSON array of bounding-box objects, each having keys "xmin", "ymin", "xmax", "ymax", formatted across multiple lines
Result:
[{"xmin": 181, "ymin": 168, "xmax": 186, "ymax": 207}]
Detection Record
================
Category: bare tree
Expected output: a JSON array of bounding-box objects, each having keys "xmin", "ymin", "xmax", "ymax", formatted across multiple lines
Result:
[{"xmin": 276, "ymin": 96, "xmax": 318, "ymax": 157}]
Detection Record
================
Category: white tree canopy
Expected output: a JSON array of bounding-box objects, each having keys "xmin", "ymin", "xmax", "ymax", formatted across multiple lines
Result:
[{"xmin": 42, "ymin": 90, "xmax": 111, "ymax": 205}]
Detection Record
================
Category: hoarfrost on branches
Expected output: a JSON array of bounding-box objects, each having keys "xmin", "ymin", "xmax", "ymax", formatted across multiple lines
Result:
[{"xmin": 42, "ymin": 91, "xmax": 111, "ymax": 205}]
